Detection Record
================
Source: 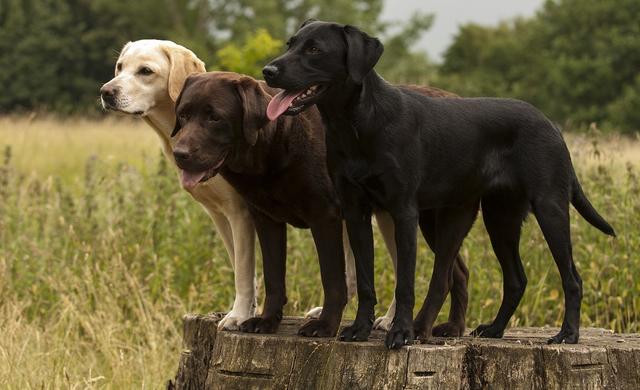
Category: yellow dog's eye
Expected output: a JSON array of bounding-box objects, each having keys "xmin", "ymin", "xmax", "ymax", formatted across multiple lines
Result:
[
  {"xmin": 116, "ymin": 63, "xmax": 122, "ymax": 72},
  {"xmin": 138, "ymin": 67, "xmax": 154, "ymax": 76}
]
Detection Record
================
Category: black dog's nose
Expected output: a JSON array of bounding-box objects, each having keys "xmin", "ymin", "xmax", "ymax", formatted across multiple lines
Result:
[
  {"xmin": 100, "ymin": 85, "xmax": 118, "ymax": 103},
  {"xmin": 262, "ymin": 65, "xmax": 279, "ymax": 80},
  {"xmin": 173, "ymin": 147, "xmax": 191, "ymax": 164}
]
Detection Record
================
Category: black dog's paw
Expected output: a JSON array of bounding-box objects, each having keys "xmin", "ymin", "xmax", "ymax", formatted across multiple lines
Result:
[
  {"xmin": 432, "ymin": 321, "xmax": 465, "ymax": 337},
  {"xmin": 298, "ymin": 319, "xmax": 338, "ymax": 338},
  {"xmin": 239, "ymin": 316, "xmax": 280, "ymax": 334},
  {"xmin": 471, "ymin": 323, "xmax": 505, "ymax": 338},
  {"xmin": 339, "ymin": 320, "xmax": 372, "ymax": 342},
  {"xmin": 547, "ymin": 328, "xmax": 579, "ymax": 344},
  {"xmin": 385, "ymin": 322, "xmax": 414, "ymax": 349}
]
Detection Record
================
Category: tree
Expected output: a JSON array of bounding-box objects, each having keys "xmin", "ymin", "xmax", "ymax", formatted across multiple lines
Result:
[
  {"xmin": 0, "ymin": 0, "xmax": 435, "ymax": 115},
  {"xmin": 439, "ymin": 0, "xmax": 640, "ymax": 133}
]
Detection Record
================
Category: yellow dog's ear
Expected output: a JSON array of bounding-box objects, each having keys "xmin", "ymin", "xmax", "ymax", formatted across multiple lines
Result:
[
  {"xmin": 234, "ymin": 77, "xmax": 271, "ymax": 146},
  {"xmin": 115, "ymin": 42, "xmax": 132, "ymax": 74},
  {"xmin": 163, "ymin": 44, "xmax": 206, "ymax": 103}
]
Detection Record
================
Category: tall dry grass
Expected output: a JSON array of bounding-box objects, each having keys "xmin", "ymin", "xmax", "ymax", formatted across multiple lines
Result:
[{"xmin": 0, "ymin": 117, "xmax": 638, "ymax": 388}]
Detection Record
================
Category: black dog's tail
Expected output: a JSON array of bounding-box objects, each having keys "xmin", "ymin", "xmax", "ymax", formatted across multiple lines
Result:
[{"xmin": 571, "ymin": 175, "xmax": 616, "ymax": 236}]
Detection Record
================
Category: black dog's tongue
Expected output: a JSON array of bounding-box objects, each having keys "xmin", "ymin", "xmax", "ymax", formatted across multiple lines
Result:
[{"xmin": 267, "ymin": 89, "xmax": 303, "ymax": 121}]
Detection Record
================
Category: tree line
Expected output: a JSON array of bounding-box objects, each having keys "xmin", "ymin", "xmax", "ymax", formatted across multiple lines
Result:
[{"xmin": 0, "ymin": 0, "xmax": 638, "ymax": 133}]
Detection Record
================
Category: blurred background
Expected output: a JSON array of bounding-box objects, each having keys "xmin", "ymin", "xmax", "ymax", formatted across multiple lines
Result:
[
  {"xmin": 0, "ymin": 0, "xmax": 638, "ymax": 388},
  {"xmin": 1, "ymin": 0, "xmax": 639, "ymax": 131}
]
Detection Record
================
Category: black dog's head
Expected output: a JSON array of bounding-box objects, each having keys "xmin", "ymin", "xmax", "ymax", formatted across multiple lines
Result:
[
  {"xmin": 263, "ymin": 19, "xmax": 383, "ymax": 121},
  {"xmin": 171, "ymin": 72, "xmax": 271, "ymax": 189}
]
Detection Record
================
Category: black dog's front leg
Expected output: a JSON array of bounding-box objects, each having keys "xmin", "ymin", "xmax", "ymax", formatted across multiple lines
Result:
[
  {"xmin": 240, "ymin": 209, "xmax": 287, "ymax": 334},
  {"xmin": 299, "ymin": 218, "xmax": 348, "ymax": 337},
  {"xmin": 339, "ymin": 212, "xmax": 376, "ymax": 342},
  {"xmin": 386, "ymin": 212, "xmax": 418, "ymax": 349}
]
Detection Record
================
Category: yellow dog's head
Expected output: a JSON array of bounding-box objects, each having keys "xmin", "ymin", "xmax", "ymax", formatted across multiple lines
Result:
[{"xmin": 100, "ymin": 39, "xmax": 205, "ymax": 117}]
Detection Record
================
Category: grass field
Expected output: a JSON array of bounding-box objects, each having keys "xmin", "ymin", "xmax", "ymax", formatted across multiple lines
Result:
[{"xmin": 1, "ymin": 116, "xmax": 639, "ymax": 388}]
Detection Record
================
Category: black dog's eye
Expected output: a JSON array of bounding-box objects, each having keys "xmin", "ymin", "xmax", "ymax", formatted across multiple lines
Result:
[
  {"xmin": 138, "ymin": 66, "xmax": 154, "ymax": 76},
  {"xmin": 306, "ymin": 46, "xmax": 320, "ymax": 54}
]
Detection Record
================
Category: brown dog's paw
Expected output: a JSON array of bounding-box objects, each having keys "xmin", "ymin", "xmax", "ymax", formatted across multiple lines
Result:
[
  {"xmin": 432, "ymin": 321, "xmax": 465, "ymax": 337},
  {"xmin": 239, "ymin": 316, "xmax": 280, "ymax": 334},
  {"xmin": 298, "ymin": 319, "xmax": 337, "ymax": 338},
  {"xmin": 471, "ymin": 323, "xmax": 505, "ymax": 339}
]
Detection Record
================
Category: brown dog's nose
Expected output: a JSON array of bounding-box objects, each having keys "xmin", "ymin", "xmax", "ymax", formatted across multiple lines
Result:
[
  {"xmin": 173, "ymin": 147, "xmax": 191, "ymax": 164},
  {"xmin": 262, "ymin": 65, "xmax": 279, "ymax": 80},
  {"xmin": 100, "ymin": 85, "xmax": 118, "ymax": 104}
]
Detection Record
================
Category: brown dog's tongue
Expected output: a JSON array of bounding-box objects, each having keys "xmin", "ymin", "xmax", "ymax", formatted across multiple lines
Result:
[
  {"xmin": 180, "ymin": 170, "xmax": 207, "ymax": 190},
  {"xmin": 267, "ymin": 90, "xmax": 303, "ymax": 121}
]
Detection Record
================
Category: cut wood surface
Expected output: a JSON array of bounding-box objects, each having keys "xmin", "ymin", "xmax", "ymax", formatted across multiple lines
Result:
[{"xmin": 168, "ymin": 314, "xmax": 640, "ymax": 389}]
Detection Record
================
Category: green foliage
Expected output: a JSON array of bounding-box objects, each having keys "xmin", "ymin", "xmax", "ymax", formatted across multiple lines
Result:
[
  {"xmin": 1, "ymin": 122, "xmax": 639, "ymax": 386},
  {"xmin": 217, "ymin": 29, "xmax": 283, "ymax": 78},
  {"xmin": 376, "ymin": 11, "xmax": 437, "ymax": 84},
  {"xmin": 439, "ymin": 0, "xmax": 640, "ymax": 133},
  {"xmin": 0, "ymin": 0, "xmax": 434, "ymax": 114},
  {"xmin": 0, "ymin": 0, "xmax": 179, "ymax": 114}
]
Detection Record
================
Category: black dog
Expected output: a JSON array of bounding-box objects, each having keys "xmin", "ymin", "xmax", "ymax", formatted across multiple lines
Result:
[{"xmin": 263, "ymin": 20, "xmax": 615, "ymax": 349}]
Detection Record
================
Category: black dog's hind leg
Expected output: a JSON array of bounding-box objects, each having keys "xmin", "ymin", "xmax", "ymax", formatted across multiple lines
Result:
[
  {"xmin": 472, "ymin": 195, "xmax": 528, "ymax": 338},
  {"xmin": 240, "ymin": 209, "xmax": 287, "ymax": 334},
  {"xmin": 299, "ymin": 219, "xmax": 348, "ymax": 337},
  {"xmin": 534, "ymin": 197, "xmax": 582, "ymax": 344},
  {"xmin": 385, "ymin": 212, "xmax": 419, "ymax": 349},
  {"xmin": 413, "ymin": 202, "xmax": 479, "ymax": 342},
  {"xmin": 419, "ymin": 210, "xmax": 469, "ymax": 337}
]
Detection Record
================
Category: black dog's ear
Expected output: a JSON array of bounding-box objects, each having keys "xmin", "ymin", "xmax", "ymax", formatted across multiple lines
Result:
[
  {"xmin": 342, "ymin": 25, "xmax": 384, "ymax": 84},
  {"xmin": 234, "ymin": 77, "xmax": 271, "ymax": 146},
  {"xmin": 299, "ymin": 18, "xmax": 317, "ymax": 30}
]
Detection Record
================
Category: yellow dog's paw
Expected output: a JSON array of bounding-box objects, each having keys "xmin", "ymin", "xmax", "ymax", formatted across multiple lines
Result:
[
  {"xmin": 218, "ymin": 310, "xmax": 253, "ymax": 331},
  {"xmin": 373, "ymin": 315, "xmax": 394, "ymax": 331},
  {"xmin": 304, "ymin": 306, "xmax": 323, "ymax": 319}
]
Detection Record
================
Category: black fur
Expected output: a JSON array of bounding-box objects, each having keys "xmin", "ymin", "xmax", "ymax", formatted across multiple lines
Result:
[{"xmin": 263, "ymin": 20, "xmax": 615, "ymax": 348}]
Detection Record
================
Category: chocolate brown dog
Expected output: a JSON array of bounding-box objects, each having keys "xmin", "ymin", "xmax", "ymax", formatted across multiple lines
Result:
[{"xmin": 170, "ymin": 71, "xmax": 472, "ymax": 337}]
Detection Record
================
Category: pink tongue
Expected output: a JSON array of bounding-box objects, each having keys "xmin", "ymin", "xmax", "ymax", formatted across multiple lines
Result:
[
  {"xmin": 180, "ymin": 170, "xmax": 207, "ymax": 189},
  {"xmin": 266, "ymin": 90, "xmax": 304, "ymax": 121}
]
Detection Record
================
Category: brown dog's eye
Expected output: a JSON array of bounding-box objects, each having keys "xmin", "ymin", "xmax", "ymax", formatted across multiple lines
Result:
[
  {"xmin": 138, "ymin": 66, "xmax": 154, "ymax": 76},
  {"xmin": 205, "ymin": 107, "xmax": 220, "ymax": 122}
]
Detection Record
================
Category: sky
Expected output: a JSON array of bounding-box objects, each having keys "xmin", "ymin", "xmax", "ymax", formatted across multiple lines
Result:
[{"xmin": 381, "ymin": 0, "xmax": 546, "ymax": 62}]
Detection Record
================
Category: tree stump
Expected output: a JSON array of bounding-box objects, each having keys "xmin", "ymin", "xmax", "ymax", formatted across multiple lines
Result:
[{"xmin": 167, "ymin": 314, "xmax": 640, "ymax": 389}]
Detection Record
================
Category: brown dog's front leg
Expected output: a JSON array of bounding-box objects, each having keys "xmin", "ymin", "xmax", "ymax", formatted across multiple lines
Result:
[{"xmin": 240, "ymin": 209, "xmax": 287, "ymax": 334}]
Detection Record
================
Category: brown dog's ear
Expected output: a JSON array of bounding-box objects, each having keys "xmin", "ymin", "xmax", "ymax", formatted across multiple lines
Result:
[
  {"xmin": 163, "ymin": 44, "xmax": 206, "ymax": 103},
  {"xmin": 170, "ymin": 75, "xmax": 197, "ymax": 138},
  {"xmin": 234, "ymin": 77, "xmax": 270, "ymax": 146},
  {"xmin": 299, "ymin": 18, "xmax": 317, "ymax": 30},
  {"xmin": 342, "ymin": 25, "xmax": 384, "ymax": 84}
]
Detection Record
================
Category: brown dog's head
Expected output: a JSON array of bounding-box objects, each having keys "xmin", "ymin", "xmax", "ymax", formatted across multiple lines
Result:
[{"xmin": 171, "ymin": 72, "xmax": 271, "ymax": 189}]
